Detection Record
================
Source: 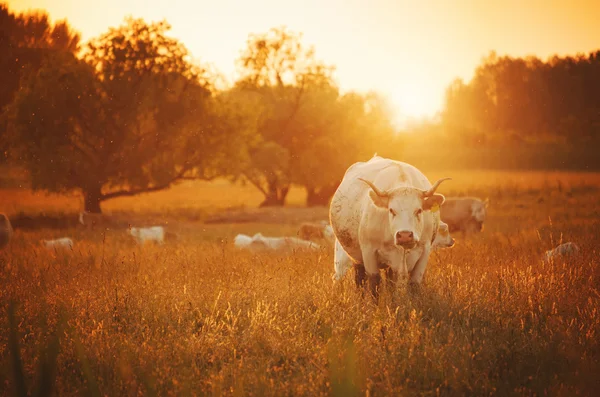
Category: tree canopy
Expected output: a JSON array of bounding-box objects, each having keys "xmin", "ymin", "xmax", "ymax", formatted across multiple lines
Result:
[
  {"xmin": 443, "ymin": 51, "xmax": 600, "ymax": 144},
  {"xmin": 233, "ymin": 26, "xmax": 396, "ymax": 206},
  {"xmin": 6, "ymin": 18, "xmax": 239, "ymax": 212},
  {"xmin": 0, "ymin": 4, "xmax": 80, "ymax": 160}
]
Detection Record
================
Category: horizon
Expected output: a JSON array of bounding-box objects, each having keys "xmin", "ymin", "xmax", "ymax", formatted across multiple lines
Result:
[{"xmin": 7, "ymin": 0, "xmax": 600, "ymax": 125}]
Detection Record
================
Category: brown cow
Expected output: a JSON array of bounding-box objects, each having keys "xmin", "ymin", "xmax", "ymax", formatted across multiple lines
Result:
[
  {"xmin": 440, "ymin": 197, "xmax": 489, "ymax": 236},
  {"xmin": 298, "ymin": 221, "xmax": 334, "ymax": 243},
  {"xmin": 0, "ymin": 213, "xmax": 13, "ymax": 249}
]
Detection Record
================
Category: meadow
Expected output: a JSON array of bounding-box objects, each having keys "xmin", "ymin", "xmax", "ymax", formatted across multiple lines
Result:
[{"xmin": 1, "ymin": 170, "xmax": 599, "ymax": 396}]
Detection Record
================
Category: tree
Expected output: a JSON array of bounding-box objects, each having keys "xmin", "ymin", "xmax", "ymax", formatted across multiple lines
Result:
[
  {"xmin": 6, "ymin": 18, "xmax": 233, "ymax": 213},
  {"xmin": 0, "ymin": 4, "xmax": 80, "ymax": 159},
  {"xmin": 292, "ymin": 91, "xmax": 397, "ymax": 206},
  {"xmin": 235, "ymin": 26, "xmax": 336, "ymax": 206}
]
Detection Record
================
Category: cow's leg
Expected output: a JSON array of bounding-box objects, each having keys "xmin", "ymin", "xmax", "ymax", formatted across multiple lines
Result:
[
  {"xmin": 363, "ymin": 253, "xmax": 381, "ymax": 300},
  {"xmin": 353, "ymin": 263, "xmax": 366, "ymax": 287},
  {"xmin": 409, "ymin": 245, "xmax": 432, "ymax": 285},
  {"xmin": 385, "ymin": 267, "xmax": 398, "ymax": 290},
  {"xmin": 333, "ymin": 239, "xmax": 353, "ymax": 281}
]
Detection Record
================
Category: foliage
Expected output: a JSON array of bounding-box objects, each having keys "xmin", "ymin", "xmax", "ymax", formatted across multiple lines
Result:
[
  {"xmin": 234, "ymin": 27, "xmax": 336, "ymax": 206},
  {"xmin": 6, "ymin": 17, "xmax": 235, "ymax": 213},
  {"xmin": 443, "ymin": 50, "xmax": 600, "ymax": 143},
  {"xmin": 234, "ymin": 27, "xmax": 396, "ymax": 206},
  {"xmin": 0, "ymin": 4, "xmax": 80, "ymax": 160}
]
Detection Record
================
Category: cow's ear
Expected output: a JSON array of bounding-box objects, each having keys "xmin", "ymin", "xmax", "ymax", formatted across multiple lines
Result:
[
  {"xmin": 483, "ymin": 198, "xmax": 490, "ymax": 208},
  {"xmin": 368, "ymin": 189, "xmax": 389, "ymax": 208},
  {"xmin": 423, "ymin": 194, "xmax": 445, "ymax": 211}
]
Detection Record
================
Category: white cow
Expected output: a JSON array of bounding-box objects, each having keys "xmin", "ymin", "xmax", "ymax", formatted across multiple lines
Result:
[
  {"xmin": 42, "ymin": 237, "xmax": 74, "ymax": 250},
  {"xmin": 329, "ymin": 155, "xmax": 450, "ymax": 296},
  {"xmin": 0, "ymin": 213, "xmax": 13, "ymax": 249},
  {"xmin": 129, "ymin": 226, "xmax": 165, "ymax": 245},
  {"xmin": 544, "ymin": 242, "xmax": 580, "ymax": 262},
  {"xmin": 234, "ymin": 233, "xmax": 321, "ymax": 252},
  {"xmin": 333, "ymin": 220, "xmax": 455, "ymax": 281}
]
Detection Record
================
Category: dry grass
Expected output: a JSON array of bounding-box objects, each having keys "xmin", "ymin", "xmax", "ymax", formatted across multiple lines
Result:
[{"xmin": 1, "ymin": 170, "xmax": 599, "ymax": 396}]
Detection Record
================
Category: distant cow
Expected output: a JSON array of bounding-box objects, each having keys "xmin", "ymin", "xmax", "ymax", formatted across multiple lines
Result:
[
  {"xmin": 544, "ymin": 242, "xmax": 580, "ymax": 262},
  {"xmin": 298, "ymin": 221, "xmax": 334, "ymax": 243},
  {"xmin": 234, "ymin": 233, "xmax": 321, "ymax": 252},
  {"xmin": 129, "ymin": 226, "xmax": 165, "ymax": 245},
  {"xmin": 42, "ymin": 237, "xmax": 74, "ymax": 250},
  {"xmin": 333, "ymin": 219, "xmax": 455, "ymax": 281},
  {"xmin": 0, "ymin": 213, "xmax": 13, "ymax": 249},
  {"xmin": 79, "ymin": 211, "xmax": 118, "ymax": 230},
  {"xmin": 440, "ymin": 197, "xmax": 489, "ymax": 235}
]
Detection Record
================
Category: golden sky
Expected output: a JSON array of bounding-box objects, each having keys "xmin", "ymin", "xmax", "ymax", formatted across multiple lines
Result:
[{"xmin": 7, "ymin": 0, "xmax": 600, "ymax": 121}]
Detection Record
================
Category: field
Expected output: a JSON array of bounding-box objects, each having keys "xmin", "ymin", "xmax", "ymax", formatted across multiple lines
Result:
[{"xmin": 1, "ymin": 170, "xmax": 600, "ymax": 396}]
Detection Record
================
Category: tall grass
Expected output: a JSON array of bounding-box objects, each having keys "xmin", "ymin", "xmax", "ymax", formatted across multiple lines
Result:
[{"xmin": 1, "ymin": 171, "xmax": 599, "ymax": 396}]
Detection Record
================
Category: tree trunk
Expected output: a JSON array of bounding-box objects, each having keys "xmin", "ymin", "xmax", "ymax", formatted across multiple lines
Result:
[
  {"xmin": 259, "ymin": 182, "xmax": 289, "ymax": 207},
  {"xmin": 83, "ymin": 185, "xmax": 103, "ymax": 213},
  {"xmin": 305, "ymin": 184, "xmax": 337, "ymax": 207}
]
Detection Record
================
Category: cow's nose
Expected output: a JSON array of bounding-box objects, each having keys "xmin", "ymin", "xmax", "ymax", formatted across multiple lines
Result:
[{"xmin": 395, "ymin": 231, "xmax": 414, "ymax": 244}]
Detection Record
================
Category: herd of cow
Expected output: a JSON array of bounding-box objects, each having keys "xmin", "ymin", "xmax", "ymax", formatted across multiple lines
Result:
[{"xmin": 0, "ymin": 155, "xmax": 580, "ymax": 297}]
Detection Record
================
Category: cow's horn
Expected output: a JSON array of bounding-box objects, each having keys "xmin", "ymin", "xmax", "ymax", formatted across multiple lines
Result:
[
  {"xmin": 358, "ymin": 178, "xmax": 388, "ymax": 197},
  {"xmin": 423, "ymin": 177, "xmax": 452, "ymax": 197}
]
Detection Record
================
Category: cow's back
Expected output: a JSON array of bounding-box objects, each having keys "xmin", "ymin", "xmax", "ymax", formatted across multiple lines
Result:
[{"xmin": 440, "ymin": 198, "xmax": 475, "ymax": 230}]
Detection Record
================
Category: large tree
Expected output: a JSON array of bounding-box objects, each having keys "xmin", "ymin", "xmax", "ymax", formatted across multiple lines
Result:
[
  {"xmin": 6, "ymin": 18, "xmax": 235, "ymax": 213},
  {"xmin": 235, "ymin": 26, "xmax": 336, "ymax": 206}
]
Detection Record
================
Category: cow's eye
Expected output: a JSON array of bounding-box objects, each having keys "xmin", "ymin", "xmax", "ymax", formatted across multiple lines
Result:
[
  {"xmin": 389, "ymin": 208, "xmax": 396, "ymax": 216},
  {"xmin": 416, "ymin": 208, "xmax": 423, "ymax": 216}
]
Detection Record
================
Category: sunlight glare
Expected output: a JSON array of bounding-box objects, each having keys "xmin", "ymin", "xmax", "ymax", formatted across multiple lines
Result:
[{"xmin": 389, "ymin": 80, "xmax": 435, "ymax": 121}]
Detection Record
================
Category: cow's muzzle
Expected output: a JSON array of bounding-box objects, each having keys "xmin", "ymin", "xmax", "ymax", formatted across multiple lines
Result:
[{"xmin": 395, "ymin": 231, "xmax": 416, "ymax": 249}]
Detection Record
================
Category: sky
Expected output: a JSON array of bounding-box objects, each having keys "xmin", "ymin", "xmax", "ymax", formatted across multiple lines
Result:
[{"xmin": 7, "ymin": 0, "xmax": 600, "ymax": 123}]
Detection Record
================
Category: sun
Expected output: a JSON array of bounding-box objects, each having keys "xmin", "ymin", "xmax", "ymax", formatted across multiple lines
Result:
[{"xmin": 387, "ymin": 81, "xmax": 438, "ymax": 126}]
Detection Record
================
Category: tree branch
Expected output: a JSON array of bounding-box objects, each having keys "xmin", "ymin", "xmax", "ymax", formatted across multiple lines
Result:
[{"xmin": 100, "ymin": 167, "xmax": 191, "ymax": 201}]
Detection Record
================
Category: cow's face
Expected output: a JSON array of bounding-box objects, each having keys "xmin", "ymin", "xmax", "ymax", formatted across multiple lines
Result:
[
  {"xmin": 364, "ymin": 183, "xmax": 447, "ymax": 249},
  {"xmin": 433, "ymin": 222, "xmax": 455, "ymax": 249}
]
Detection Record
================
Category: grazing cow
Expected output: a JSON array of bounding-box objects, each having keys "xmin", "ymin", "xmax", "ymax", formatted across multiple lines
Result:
[
  {"xmin": 234, "ymin": 233, "xmax": 321, "ymax": 252},
  {"xmin": 0, "ymin": 213, "xmax": 13, "ymax": 249},
  {"xmin": 42, "ymin": 237, "xmax": 74, "ymax": 250},
  {"xmin": 298, "ymin": 221, "xmax": 334, "ymax": 243},
  {"xmin": 440, "ymin": 197, "xmax": 489, "ymax": 235},
  {"xmin": 129, "ymin": 226, "xmax": 165, "ymax": 245},
  {"xmin": 333, "ymin": 220, "xmax": 455, "ymax": 281},
  {"xmin": 544, "ymin": 242, "xmax": 580, "ymax": 262},
  {"xmin": 78, "ymin": 211, "xmax": 119, "ymax": 230},
  {"xmin": 329, "ymin": 155, "xmax": 451, "ymax": 296}
]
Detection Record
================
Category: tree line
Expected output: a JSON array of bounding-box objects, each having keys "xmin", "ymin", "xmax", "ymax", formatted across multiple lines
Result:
[
  {"xmin": 0, "ymin": 4, "xmax": 399, "ymax": 212},
  {"xmin": 442, "ymin": 51, "xmax": 600, "ymax": 145},
  {"xmin": 1, "ymin": 3, "xmax": 599, "ymax": 213}
]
